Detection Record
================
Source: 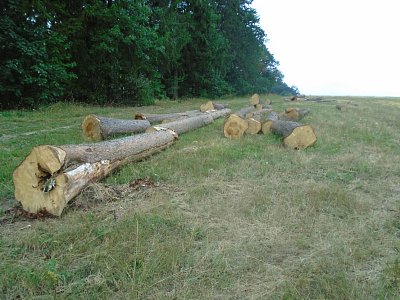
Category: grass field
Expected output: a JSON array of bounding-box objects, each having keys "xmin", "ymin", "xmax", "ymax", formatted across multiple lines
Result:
[{"xmin": 1, "ymin": 95, "xmax": 400, "ymax": 299}]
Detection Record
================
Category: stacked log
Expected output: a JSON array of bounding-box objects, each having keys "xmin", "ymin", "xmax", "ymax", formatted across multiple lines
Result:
[{"xmin": 223, "ymin": 104, "xmax": 316, "ymax": 149}]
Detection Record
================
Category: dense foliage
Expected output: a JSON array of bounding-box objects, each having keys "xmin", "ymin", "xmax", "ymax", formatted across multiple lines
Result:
[{"xmin": 0, "ymin": 0, "xmax": 297, "ymax": 109}]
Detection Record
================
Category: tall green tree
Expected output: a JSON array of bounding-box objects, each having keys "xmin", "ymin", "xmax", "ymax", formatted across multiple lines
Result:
[{"xmin": 0, "ymin": 0, "xmax": 75, "ymax": 109}]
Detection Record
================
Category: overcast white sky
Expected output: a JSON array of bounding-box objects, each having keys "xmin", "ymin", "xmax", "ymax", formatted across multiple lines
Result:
[{"xmin": 252, "ymin": 0, "xmax": 400, "ymax": 96}]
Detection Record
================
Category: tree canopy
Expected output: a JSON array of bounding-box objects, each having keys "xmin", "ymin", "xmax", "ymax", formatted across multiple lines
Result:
[{"xmin": 0, "ymin": 0, "xmax": 297, "ymax": 109}]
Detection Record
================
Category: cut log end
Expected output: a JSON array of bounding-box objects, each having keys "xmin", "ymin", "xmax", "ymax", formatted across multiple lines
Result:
[
  {"xmin": 223, "ymin": 114, "xmax": 248, "ymax": 139},
  {"xmin": 283, "ymin": 125, "xmax": 317, "ymax": 150},
  {"xmin": 245, "ymin": 118, "xmax": 261, "ymax": 134},
  {"xmin": 249, "ymin": 93, "xmax": 260, "ymax": 105},
  {"xmin": 134, "ymin": 113, "xmax": 146, "ymax": 120},
  {"xmin": 82, "ymin": 115, "xmax": 103, "ymax": 140},
  {"xmin": 13, "ymin": 145, "xmax": 67, "ymax": 216},
  {"xmin": 200, "ymin": 101, "xmax": 215, "ymax": 112},
  {"xmin": 261, "ymin": 120, "xmax": 273, "ymax": 134}
]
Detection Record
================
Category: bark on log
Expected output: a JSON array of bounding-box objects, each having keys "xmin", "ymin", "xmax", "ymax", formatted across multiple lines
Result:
[
  {"xmin": 270, "ymin": 120, "xmax": 317, "ymax": 150},
  {"xmin": 82, "ymin": 115, "xmax": 151, "ymax": 141},
  {"xmin": 223, "ymin": 114, "xmax": 248, "ymax": 139},
  {"xmin": 13, "ymin": 129, "xmax": 178, "ymax": 216},
  {"xmin": 249, "ymin": 93, "xmax": 260, "ymax": 105},
  {"xmin": 134, "ymin": 110, "xmax": 200, "ymax": 123},
  {"xmin": 146, "ymin": 109, "xmax": 230, "ymax": 135}
]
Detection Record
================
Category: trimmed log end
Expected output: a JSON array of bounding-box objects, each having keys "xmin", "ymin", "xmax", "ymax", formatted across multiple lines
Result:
[
  {"xmin": 246, "ymin": 118, "xmax": 261, "ymax": 134},
  {"xmin": 261, "ymin": 120, "xmax": 273, "ymax": 134},
  {"xmin": 13, "ymin": 145, "xmax": 67, "ymax": 216},
  {"xmin": 134, "ymin": 113, "xmax": 146, "ymax": 120},
  {"xmin": 279, "ymin": 108, "xmax": 300, "ymax": 121},
  {"xmin": 249, "ymin": 93, "xmax": 260, "ymax": 105},
  {"xmin": 283, "ymin": 125, "xmax": 317, "ymax": 150},
  {"xmin": 200, "ymin": 101, "xmax": 215, "ymax": 112},
  {"xmin": 223, "ymin": 114, "xmax": 249, "ymax": 139},
  {"xmin": 82, "ymin": 115, "xmax": 103, "ymax": 141}
]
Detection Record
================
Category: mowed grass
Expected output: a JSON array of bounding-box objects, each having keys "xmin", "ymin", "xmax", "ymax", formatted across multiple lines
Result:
[{"xmin": 1, "ymin": 95, "xmax": 400, "ymax": 299}]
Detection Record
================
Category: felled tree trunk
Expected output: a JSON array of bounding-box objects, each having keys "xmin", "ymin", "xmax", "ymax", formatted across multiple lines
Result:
[
  {"xmin": 270, "ymin": 120, "xmax": 317, "ymax": 150},
  {"xmin": 147, "ymin": 109, "xmax": 231, "ymax": 134},
  {"xmin": 279, "ymin": 108, "xmax": 310, "ymax": 121},
  {"xmin": 82, "ymin": 115, "xmax": 151, "ymax": 140},
  {"xmin": 13, "ymin": 130, "xmax": 178, "ymax": 216},
  {"xmin": 134, "ymin": 110, "xmax": 200, "ymax": 123},
  {"xmin": 255, "ymin": 99, "xmax": 272, "ymax": 110}
]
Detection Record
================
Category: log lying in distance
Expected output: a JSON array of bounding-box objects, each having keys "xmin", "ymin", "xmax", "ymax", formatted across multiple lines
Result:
[
  {"xmin": 200, "ymin": 101, "xmax": 229, "ymax": 112},
  {"xmin": 249, "ymin": 93, "xmax": 261, "ymax": 105},
  {"xmin": 255, "ymin": 99, "xmax": 272, "ymax": 110},
  {"xmin": 236, "ymin": 106, "xmax": 257, "ymax": 119},
  {"xmin": 271, "ymin": 120, "xmax": 317, "ymax": 150},
  {"xmin": 279, "ymin": 108, "xmax": 310, "ymax": 121},
  {"xmin": 82, "ymin": 115, "xmax": 151, "ymax": 141},
  {"xmin": 13, "ymin": 129, "xmax": 178, "ymax": 216},
  {"xmin": 146, "ymin": 109, "xmax": 231, "ymax": 135},
  {"xmin": 134, "ymin": 110, "xmax": 200, "ymax": 123}
]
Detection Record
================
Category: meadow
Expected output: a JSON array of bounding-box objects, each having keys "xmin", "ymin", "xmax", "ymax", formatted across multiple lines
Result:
[{"xmin": 1, "ymin": 95, "xmax": 399, "ymax": 299}]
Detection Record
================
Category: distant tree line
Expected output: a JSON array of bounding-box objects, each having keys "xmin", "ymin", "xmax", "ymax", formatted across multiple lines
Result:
[{"xmin": 0, "ymin": 0, "xmax": 298, "ymax": 109}]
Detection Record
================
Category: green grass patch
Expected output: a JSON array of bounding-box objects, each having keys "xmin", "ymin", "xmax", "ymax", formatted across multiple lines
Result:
[{"xmin": 1, "ymin": 95, "xmax": 400, "ymax": 298}]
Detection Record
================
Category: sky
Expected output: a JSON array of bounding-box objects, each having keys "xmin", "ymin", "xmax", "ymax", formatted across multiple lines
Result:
[{"xmin": 251, "ymin": 0, "xmax": 400, "ymax": 96}]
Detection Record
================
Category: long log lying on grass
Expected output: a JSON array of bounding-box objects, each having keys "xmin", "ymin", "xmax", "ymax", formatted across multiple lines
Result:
[
  {"xmin": 82, "ymin": 115, "xmax": 151, "ymax": 140},
  {"xmin": 134, "ymin": 110, "xmax": 200, "ymax": 123},
  {"xmin": 13, "ymin": 129, "xmax": 178, "ymax": 216},
  {"xmin": 147, "ymin": 108, "xmax": 231, "ymax": 134},
  {"xmin": 271, "ymin": 120, "xmax": 316, "ymax": 150}
]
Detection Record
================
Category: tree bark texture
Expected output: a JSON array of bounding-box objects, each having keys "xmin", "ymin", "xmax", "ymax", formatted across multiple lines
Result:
[
  {"xmin": 13, "ymin": 129, "xmax": 178, "ymax": 216},
  {"xmin": 147, "ymin": 109, "xmax": 231, "ymax": 135},
  {"xmin": 134, "ymin": 110, "xmax": 200, "ymax": 123},
  {"xmin": 82, "ymin": 115, "xmax": 151, "ymax": 140}
]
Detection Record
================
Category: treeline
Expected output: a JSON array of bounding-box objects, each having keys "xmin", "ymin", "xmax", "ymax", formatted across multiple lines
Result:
[{"xmin": 0, "ymin": 0, "xmax": 298, "ymax": 109}]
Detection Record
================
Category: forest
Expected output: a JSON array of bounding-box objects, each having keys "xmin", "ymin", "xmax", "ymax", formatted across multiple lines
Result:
[{"xmin": 0, "ymin": 0, "xmax": 297, "ymax": 109}]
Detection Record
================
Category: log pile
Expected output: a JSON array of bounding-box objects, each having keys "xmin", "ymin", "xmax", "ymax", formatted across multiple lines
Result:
[
  {"xmin": 13, "ymin": 104, "xmax": 231, "ymax": 216},
  {"xmin": 223, "ymin": 97, "xmax": 317, "ymax": 150}
]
